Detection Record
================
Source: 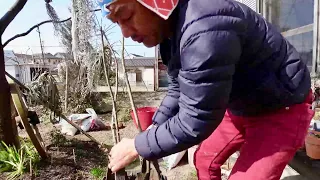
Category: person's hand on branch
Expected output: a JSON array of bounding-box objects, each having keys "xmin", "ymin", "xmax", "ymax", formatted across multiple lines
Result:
[{"xmin": 108, "ymin": 138, "xmax": 139, "ymax": 172}]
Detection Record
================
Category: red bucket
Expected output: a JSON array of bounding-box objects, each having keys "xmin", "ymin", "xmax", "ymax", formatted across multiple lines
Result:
[{"xmin": 130, "ymin": 107, "xmax": 157, "ymax": 131}]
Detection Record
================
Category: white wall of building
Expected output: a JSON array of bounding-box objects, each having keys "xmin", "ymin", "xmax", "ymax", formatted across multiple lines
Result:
[
  {"xmin": 142, "ymin": 68, "xmax": 154, "ymax": 86},
  {"xmin": 19, "ymin": 65, "xmax": 31, "ymax": 84},
  {"xmin": 127, "ymin": 72, "xmax": 136, "ymax": 85},
  {"xmin": 5, "ymin": 65, "xmax": 20, "ymax": 81}
]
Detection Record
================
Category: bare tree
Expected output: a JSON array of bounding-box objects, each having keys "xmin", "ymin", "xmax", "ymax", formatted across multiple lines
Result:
[{"xmin": 0, "ymin": 0, "xmax": 28, "ymax": 146}]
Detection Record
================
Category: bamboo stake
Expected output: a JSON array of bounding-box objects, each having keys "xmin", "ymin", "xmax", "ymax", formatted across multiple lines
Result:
[
  {"xmin": 120, "ymin": 37, "xmax": 142, "ymax": 131},
  {"xmin": 101, "ymin": 29, "xmax": 120, "ymax": 144},
  {"xmin": 115, "ymin": 47, "xmax": 119, "ymax": 101},
  {"xmin": 101, "ymin": 29, "xmax": 127, "ymax": 180},
  {"xmin": 64, "ymin": 59, "xmax": 68, "ymax": 112},
  {"xmin": 120, "ymin": 37, "xmax": 165, "ymax": 178},
  {"xmin": 120, "ymin": 37, "xmax": 150, "ymax": 175},
  {"xmin": 100, "ymin": 27, "xmax": 120, "ymax": 143}
]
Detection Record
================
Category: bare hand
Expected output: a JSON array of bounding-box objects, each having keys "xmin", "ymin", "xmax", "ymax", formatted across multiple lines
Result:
[{"xmin": 108, "ymin": 138, "xmax": 139, "ymax": 172}]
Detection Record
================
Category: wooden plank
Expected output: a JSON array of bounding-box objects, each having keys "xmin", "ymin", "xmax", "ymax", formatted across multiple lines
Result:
[
  {"xmin": 8, "ymin": 78, "xmax": 48, "ymax": 159},
  {"xmin": 281, "ymin": 24, "xmax": 314, "ymax": 38}
]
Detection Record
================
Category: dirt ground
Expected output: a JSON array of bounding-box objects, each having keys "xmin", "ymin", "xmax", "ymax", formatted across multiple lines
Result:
[
  {"xmin": 1, "ymin": 91, "xmax": 207, "ymax": 180},
  {"xmin": 8, "ymin": 90, "xmax": 318, "ymax": 180}
]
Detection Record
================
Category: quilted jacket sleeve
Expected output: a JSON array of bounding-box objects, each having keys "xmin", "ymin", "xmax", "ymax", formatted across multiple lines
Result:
[
  {"xmin": 135, "ymin": 18, "xmax": 242, "ymax": 160},
  {"xmin": 152, "ymin": 73, "xmax": 180, "ymax": 125}
]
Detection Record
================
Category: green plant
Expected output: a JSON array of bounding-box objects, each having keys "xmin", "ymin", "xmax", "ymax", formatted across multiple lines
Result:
[
  {"xmin": 0, "ymin": 142, "xmax": 27, "ymax": 179},
  {"xmin": 117, "ymin": 107, "xmax": 132, "ymax": 122},
  {"xmin": 50, "ymin": 130, "xmax": 70, "ymax": 146},
  {"xmin": 188, "ymin": 170, "xmax": 198, "ymax": 180},
  {"xmin": 22, "ymin": 140, "xmax": 40, "ymax": 165},
  {"xmin": 90, "ymin": 167, "xmax": 105, "ymax": 179},
  {"xmin": 0, "ymin": 140, "xmax": 40, "ymax": 180}
]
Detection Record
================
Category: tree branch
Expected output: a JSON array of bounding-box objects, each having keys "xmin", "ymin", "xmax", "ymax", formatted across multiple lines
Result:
[
  {"xmin": 3, "ymin": 17, "xmax": 71, "ymax": 47},
  {"xmin": 0, "ymin": 0, "xmax": 28, "ymax": 35}
]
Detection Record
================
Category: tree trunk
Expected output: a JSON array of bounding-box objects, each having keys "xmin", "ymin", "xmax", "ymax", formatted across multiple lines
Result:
[
  {"xmin": 0, "ymin": 0, "xmax": 28, "ymax": 146},
  {"xmin": 0, "ymin": 43, "xmax": 19, "ymax": 146}
]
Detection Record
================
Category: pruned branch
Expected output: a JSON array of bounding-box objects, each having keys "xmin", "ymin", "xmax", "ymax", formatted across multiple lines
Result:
[
  {"xmin": 0, "ymin": 0, "xmax": 28, "ymax": 35},
  {"xmin": 3, "ymin": 17, "xmax": 71, "ymax": 47},
  {"xmin": 3, "ymin": 5, "xmax": 100, "ymax": 47}
]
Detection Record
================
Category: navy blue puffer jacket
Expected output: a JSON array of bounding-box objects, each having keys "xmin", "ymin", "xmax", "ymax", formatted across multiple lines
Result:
[{"xmin": 135, "ymin": 0, "xmax": 311, "ymax": 159}]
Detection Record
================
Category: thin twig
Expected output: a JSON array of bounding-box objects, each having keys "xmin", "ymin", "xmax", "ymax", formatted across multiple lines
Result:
[{"xmin": 3, "ymin": 18, "xmax": 71, "ymax": 47}]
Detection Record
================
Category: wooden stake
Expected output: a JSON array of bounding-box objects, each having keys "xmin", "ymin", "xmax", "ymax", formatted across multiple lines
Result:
[
  {"xmin": 64, "ymin": 58, "xmax": 68, "ymax": 112},
  {"xmin": 73, "ymin": 149, "xmax": 76, "ymax": 165},
  {"xmin": 101, "ymin": 30, "xmax": 120, "ymax": 143},
  {"xmin": 120, "ymin": 37, "xmax": 142, "ymax": 131},
  {"xmin": 100, "ymin": 27, "xmax": 128, "ymax": 180},
  {"xmin": 100, "ymin": 27, "xmax": 120, "ymax": 143},
  {"xmin": 29, "ymin": 159, "xmax": 33, "ymax": 178},
  {"xmin": 120, "ymin": 37, "xmax": 165, "ymax": 178}
]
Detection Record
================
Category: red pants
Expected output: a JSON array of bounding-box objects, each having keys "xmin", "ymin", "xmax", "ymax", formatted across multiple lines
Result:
[{"xmin": 194, "ymin": 96, "xmax": 314, "ymax": 180}]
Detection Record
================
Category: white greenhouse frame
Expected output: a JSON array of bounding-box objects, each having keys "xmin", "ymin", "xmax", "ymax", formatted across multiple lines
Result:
[{"xmin": 257, "ymin": 0, "xmax": 320, "ymax": 76}]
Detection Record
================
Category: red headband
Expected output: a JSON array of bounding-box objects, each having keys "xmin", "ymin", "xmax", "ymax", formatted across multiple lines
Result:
[{"xmin": 137, "ymin": 0, "xmax": 179, "ymax": 20}]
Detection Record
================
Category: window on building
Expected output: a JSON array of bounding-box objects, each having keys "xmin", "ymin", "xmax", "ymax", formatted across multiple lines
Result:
[{"xmin": 262, "ymin": 0, "xmax": 314, "ymax": 71}]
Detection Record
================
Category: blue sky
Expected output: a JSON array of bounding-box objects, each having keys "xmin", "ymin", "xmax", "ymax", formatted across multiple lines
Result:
[{"xmin": 0, "ymin": 0, "xmax": 155, "ymax": 57}]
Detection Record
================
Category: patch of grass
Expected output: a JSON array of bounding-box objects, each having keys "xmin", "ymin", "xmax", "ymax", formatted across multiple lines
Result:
[
  {"xmin": 90, "ymin": 167, "xmax": 105, "ymax": 179},
  {"xmin": 117, "ymin": 107, "xmax": 132, "ymax": 122},
  {"xmin": 159, "ymin": 160, "xmax": 169, "ymax": 170},
  {"xmin": 50, "ymin": 130, "xmax": 73, "ymax": 147},
  {"xmin": 0, "ymin": 139, "xmax": 40, "ymax": 180},
  {"xmin": 188, "ymin": 170, "xmax": 198, "ymax": 180}
]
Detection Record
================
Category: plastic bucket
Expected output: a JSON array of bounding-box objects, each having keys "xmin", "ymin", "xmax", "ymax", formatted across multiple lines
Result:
[
  {"xmin": 305, "ymin": 130, "xmax": 320, "ymax": 159},
  {"xmin": 130, "ymin": 107, "xmax": 157, "ymax": 131}
]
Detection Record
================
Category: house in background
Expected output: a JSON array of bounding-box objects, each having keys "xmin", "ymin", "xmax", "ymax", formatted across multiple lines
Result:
[
  {"xmin": 95, "ymin": 56, "xmax": 156, "ymax": 92},
  {"xmin": 54, "ymin": 52, "xmax": 73, "ymax": 60},
  {"xmin": 32, "ymin": 53, "xmax": 64, "ymax": 66},
  {"xmin": 4, "ymin": 51, "xmax": 66, "ymax": 84},
  {"xmin": 118, "ymin": 57, "xmax": 155, "ymax": 89},
  {"xmin": 4, "ymin": 50, "xmax": 24, "ymax": 82}
]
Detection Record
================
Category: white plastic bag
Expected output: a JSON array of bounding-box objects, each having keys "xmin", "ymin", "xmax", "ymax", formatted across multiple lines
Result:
[
  {"xmin": 81, "ymin": 108, "xmax": 98, "ymax": 131},
  {"xmin": 59, "ymin": 119, "xmax": 78, "ymax": 136},
  {"xmin": 163, "ymin": 150, "xmax": 186, "ymax": 170},
  {"xmin": 59, "ymin": 108, "xmax": 105, "ymax": 136}
]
